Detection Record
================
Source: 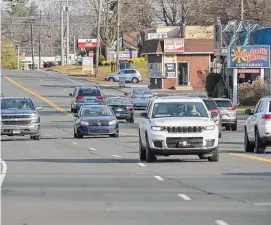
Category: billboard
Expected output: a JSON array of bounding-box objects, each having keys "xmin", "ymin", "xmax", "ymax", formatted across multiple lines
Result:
[
  {"xmin": 164, "ymin": 39, "xmax": 184, "ymax": 53},
  {"xmin": 78, "ymin": 39, "xmax": 99, "ymax": 48},
  {"xmin": 228, "ymin": 45, "xmax": 270, "ymax": 68}
]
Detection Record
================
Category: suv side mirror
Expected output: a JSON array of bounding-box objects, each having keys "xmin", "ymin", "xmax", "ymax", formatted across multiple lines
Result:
[
  {"xmin": 140, "ymin": 112, "xmax": 148, "ymax": 118},
  {"xmin": 210, "ymin": 111, "xmax": 218, "ymax": 118},
  {"xmin": 36, "ymin": 106, "xmax": 43, "ymax": 111},
  {"xmin": 124, "ymin": 92, "xmax": 128, "ymax": 96},
  {"xmin": 245, "ymin": 109, "xmax": 253, "ymax": 115}
]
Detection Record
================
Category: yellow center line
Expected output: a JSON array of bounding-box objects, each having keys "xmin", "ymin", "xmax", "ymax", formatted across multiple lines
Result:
[
  {"xmin": 228, "ymin": 153, "xmax": 271, "ymax": 163},
  {"xmin": 4, "ymin": 76, "xmax": 137, "ymax": 137}
]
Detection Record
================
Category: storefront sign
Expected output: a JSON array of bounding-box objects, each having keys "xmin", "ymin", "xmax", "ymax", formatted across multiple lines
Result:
[
  {"xmin": 164, "ymin": 39, "xmax": 184, "ymax": 53},
  {"xmin": 164, "ymin": 54, "xmax": 177, "ymax": 63},
  {"xmin": 147, "ymin": 33, "xmax": 167, "ymax": 40},
  {"xmin": 228, "ymin": 45, "xmax": 270, "ymax": 68},
  {"xmin": 237, "ymin": 69, "xmax": 260, "ymax": 74},
  {"xmin": 82, "ymin": 56, "xmax": 93, "ymax": 74},
  {"xmin": 148, "ymin": 63, "xmax": 162, "ymax": 78},
  {"xmin": 164, "ymin": 63, "xmax": 176, "ymax": 78}
]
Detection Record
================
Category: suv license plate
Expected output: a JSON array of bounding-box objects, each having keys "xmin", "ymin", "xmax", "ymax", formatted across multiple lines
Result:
[
  {"xmin": 13, "ymin": 130, "xmax": 21, "ymax": 134},
  {"xmin": 117, "ymin": 108, "xmax": 122, "ymax": 111},
  {"xmin": 116, "ymin": 113, "xmax": 120, "ymax": 116}
]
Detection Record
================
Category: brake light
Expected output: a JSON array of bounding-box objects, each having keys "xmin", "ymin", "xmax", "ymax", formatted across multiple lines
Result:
[
  {"xmin": 262, "ymin": 114, "xmax": 271, "ymax": 119},
  {"xmin": 126, "ymin": 105, "xmax": 133, "ymax": 109},
  {"xmin": 96, "ymin": 96, "xmax": 103, "ymax": 100},
  {"xmin": 227, "ymin": 106, "xmax": 236, "ymax": 110},
  {"xmin": 76, "ymin": 96, "xmax": 84, "ymax": 100},
  {"xmin": 210, "ymin": 108, "xmax": 220, "ymax": 114},
  {"xmin": 131, "ymin": 96, "xmax": 136, "ymax": 99}
]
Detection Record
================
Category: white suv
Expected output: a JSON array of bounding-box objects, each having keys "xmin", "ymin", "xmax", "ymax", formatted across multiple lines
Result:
[
  {"xmin": 244, "ymin": 96, "xmax": 271, "ymax": 154},
  {"xmin": 139, "ymin": 96, "xmax": 220, "ymax": 162}
]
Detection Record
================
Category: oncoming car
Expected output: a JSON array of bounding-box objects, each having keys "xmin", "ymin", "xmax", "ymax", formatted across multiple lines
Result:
[
  {"xmin": 139, "ymin": 96, "xmax": 219, "ymax": 162},
  {"xmin": 74, "ymin": 105, "xmax": 119, "ymax": 138}
]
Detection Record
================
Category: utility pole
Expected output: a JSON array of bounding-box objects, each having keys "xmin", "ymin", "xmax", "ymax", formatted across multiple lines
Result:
[
  {"xmin": 30, "ymin": 16, "xmax": 35, "ymax": 70},
  {"xmin": 17, "ymin": 45, "xmax": 20, "ymax": 70},
  {"xmin": 66, "ymin": 2, "xmax": 70, "ymax": 65},
  {"xmin": 73, "ymin": 34, "xmax": 76, "ymax": 63},
  {"xmin": 39, "ymin": 10, "xmax": 42, "ymax": 69},
  {"xmin": 241, "ymin": 0, "xmax": 244, "ymax": 20},
  {"xmin": 95, "ymin": 0, "xmax": 102, "ymax": 78},
  {"xmin": 60, "ymin": 0, "xmax": 64, "ymax": 65},
  {"xmin": 116, "ymin": 0, "xmax": 120, "ymax": 70}
]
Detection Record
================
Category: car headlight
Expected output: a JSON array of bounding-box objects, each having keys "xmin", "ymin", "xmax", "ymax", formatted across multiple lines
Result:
[
  {"xmin": 151, "ymin": 126, "xmax": 166, "ymax": 131},
  {"xmin": 109, "ymin": 120, "xmax": 117, "ymax": 125},
  {"xmin": 203, "ymin": 125, "xmax": 215, "ymax": 130},
  {"xmin": 31, "ymin": 114, "xmax": 39, "ymax": 119},
  {"xmin": 81, "ymin": 120, "xmax": 89, "ymax": 126}
]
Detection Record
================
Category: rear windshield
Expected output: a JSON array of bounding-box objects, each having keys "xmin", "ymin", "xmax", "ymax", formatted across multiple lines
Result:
[
  {"xmin": 203, "ymin": 100, "xmax": 217, "ymax": 109},
  {"xmin": 106, "ymin": 97, "xmax": 130, "ymax": 105},
  {"xmin": 133, "ymin": 89, "xmax": 152, "ymax": 95},
  {"xmin": 215, "ymin": 100, "xmax": 232, "ymax": 108},
  {"xmin": 78, "ymin": 89, "xmax": 101, "ymax": 96}
]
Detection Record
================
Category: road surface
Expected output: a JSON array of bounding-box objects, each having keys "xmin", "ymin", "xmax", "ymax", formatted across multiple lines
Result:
[{"xmin": 1, "ymin": 70, "xmax": 271, "ymax": 225}]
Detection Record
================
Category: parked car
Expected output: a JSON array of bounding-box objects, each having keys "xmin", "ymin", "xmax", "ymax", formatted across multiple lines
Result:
[
  {"xmin": 104, "ymin": 69, "xmax": 142, "ymax": 83},
  {"xmin": 244, "ymin": 96, "xmax": 271, "ymax": 154},
  {"xmin": 202, "ymin": 98, "xmax": 222, "ymax": 138},
  {"xmin": 74, "ymin": 105, "xmax": 119, "ymax": 138},
  {"xmin": 106, "ymin": 97, "xmax": 134, "ymax": 123},
  {"xmin": 214, "ymin": 98, "xmax": 237, "ymax": 131},
  {"xmin": 69, "ymin": 86, "xmax": 104, "ymax": 113},
  {"xmin": 1, "ymin": 97, "xmax": 43, "ymax": 140},
  {"xmin": 139, "ymin": 96, "xmax": 219, "ymax": 162},
  {"xmin": 126, "ymin": 88, "xmax": 153, "ymax": 109}
]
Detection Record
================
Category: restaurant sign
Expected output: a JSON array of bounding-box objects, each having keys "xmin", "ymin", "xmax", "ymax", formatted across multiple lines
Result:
[
  {"xmin": 164, "ymin": 39, "xmax": 184, "ymax": 53},
  {"xmin": 228, "ymin": 45, "xmax": 270, "ymax": 68}
]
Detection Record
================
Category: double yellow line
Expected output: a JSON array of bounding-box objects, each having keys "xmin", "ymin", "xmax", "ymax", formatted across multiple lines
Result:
[
  {"xmin": 228, "ymin": 153, "xmax": 271, "ymax": 163},
  {"xmin": 3, "ymin": 76, "xmax": 136, "ymax": 137}
]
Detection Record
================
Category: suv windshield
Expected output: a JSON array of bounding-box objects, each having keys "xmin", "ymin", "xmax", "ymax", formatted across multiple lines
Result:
[
  {"xmin": 133, "ymin": 89, "xmax": 152, "ymax": 95},
  {"xmin": 78, "ymin": 88, "xmax": 101, "ymax": 96},
  {"xmin": 1, "ymin": 99, "xmax": 35, "ymax": 110},
  {"xmin": 215, "ymin": 100, "xmax": 232, "ymax": 108},
  {"xmin": 81, "ymin": 107, "xmax": 113, "ymax": 116},
  {"xmin": 107, "ymin": 97, "xmax": 130, "ymax": 105},
  {"xmin": 152, "ymin": 102, "xmax": 209, "ymax": 118},
  {"xmin": 203, "ymin": 99, "xmax": 218, "ymax": 109}
]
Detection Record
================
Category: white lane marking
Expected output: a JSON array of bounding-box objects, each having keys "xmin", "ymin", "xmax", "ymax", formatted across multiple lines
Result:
[
  {"xmin": 89, "ymin": 148, "xmax": 96, "ymax": 151},
  {"xmin": 72, "ymin": 142, "xmax": 78, "ymax": 145},
  {"xmin": 0, "ymin": 159, "xmax": 7, "ymax": 186},
  {"xmin": 138, "ymin": 163, "xmax": 146, "ymax": 167},
  {"xmin": 112, "ymin": 155, "xmax": 121, "ymax": 158},
  {"xmin": 66, "ymin": 78, "xmax": 83, "ymax": 85},
  {"xmin": 178, "ymin": 194, "xmax": 192, "ymax": 201},
  {"xmin": 253, "ymin": 202, "xmax": 271, "ymax": 206},
  {"xmin": 154, "ymin": 175, "xmax": 164, "ymax": 181},
  {"xmin": 215, "ymin": 220, "xmax": 229, "ymax": 225}
]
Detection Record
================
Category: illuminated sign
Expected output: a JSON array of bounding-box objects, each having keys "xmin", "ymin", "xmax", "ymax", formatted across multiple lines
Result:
[{"xmin": 228, "ymin": 45, "xmax": 270, "ymax": 68}]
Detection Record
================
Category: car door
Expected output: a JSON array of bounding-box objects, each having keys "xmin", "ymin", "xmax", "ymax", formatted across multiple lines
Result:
[
  {"xmin": 140, "ymin": 101, "xmax": 153, "ymax": 147},
  {"xmin": 124, "ymin": 70, "xmax": 132, "ymax": 82},
  {"xmin": 247, "ymin": 101, "xmax": 262, "ymax": 141}
]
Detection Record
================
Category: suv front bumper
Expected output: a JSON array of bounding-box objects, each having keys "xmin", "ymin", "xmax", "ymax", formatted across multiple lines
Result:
[{"xmin": 1, "ymin": 123, "xmax": 40, "ymax": 136}]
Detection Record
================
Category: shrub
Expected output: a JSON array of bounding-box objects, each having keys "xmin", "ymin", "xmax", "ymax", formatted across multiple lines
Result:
[
  {"xmin": 238, "ymin": 79, "xmax": 270, "ymax": 106},
  {"xmin": 138, "ymin": 57, "xmax": 145, "ymax": 62},
  {"xmin": 1, "ymin": 37, "xmax": 18, "ymax": 69},
  {"xmin": 101, "ymin": 60, "xmax": 110, "ymax": 66},
  {"xmin": 98, "ymin": 55, "xmax": 105, "ymax": 64},
  {"xmin": 205, "ymin": 73, "xmax": 223, "ymax": 97}
]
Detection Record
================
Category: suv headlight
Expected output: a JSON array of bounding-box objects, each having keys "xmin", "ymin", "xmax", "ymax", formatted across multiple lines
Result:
[
  {"xmin": 31, "ymin": 114, "xmax": 39, "ymax": 119},
  {"xmin": 203, "ymin": 125, "xmax": 215, "ymax": 130},
  {"xmin": 81, "ymin": 121, "xmax": 89, "ymax": 126},
  {"xmin": 109, "ymin": 120, "xmax": 117, "ymax": 125},
  {"xmin": 151, "ymin": 126, "xmax": 166, "ymax": 131}
]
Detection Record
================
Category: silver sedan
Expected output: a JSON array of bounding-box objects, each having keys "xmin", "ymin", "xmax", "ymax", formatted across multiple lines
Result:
[{"xmin": 126, "ymin": 88, "xmax": 154, "ymax": 109}]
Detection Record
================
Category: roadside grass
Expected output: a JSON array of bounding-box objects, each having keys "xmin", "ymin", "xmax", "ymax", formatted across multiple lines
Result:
[{"xmin": 236, "ymin": 105, "xmax": 254, "ymax": 112}]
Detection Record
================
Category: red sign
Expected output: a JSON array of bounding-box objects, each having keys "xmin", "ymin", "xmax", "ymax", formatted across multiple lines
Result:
[
  {"xmin": 237, "ymin": 69, "xmax": 260, "ymax": 74},
  {"xmin": 78, "ymin": 39, "xmax": 99, "ymax": 48},
  {"xmin": 164, "ymin": 38, "xmax": 184, "ymax": 53}
]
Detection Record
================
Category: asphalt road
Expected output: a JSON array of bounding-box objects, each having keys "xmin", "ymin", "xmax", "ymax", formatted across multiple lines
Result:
[{"xmin": 1, "ymin": 70, "xmax": 271, "ymax": 225}]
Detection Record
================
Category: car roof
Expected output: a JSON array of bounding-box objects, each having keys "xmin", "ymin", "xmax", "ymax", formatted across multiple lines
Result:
[
  {"xmin": 262, "ymin": 95, "xmax": 271, "ymax": 100},
  {"xmin": 213, "ymin": 98, "xmax": 232, "ymax": 101},
  {"xmin": 152, "ymin": 96, "xmax": 205, "ymax": 103},
  {"xmin": 1, "ymin": 97, "xmax": 32, "ymax": 100},
  {"xmin": 78, "ymin": 86, "xmax": 99, "ymax": 89},
  {"xmin": 81, "ymin": 104, "xmax": 108, "ymax": 108},
  {"xmin": 106, "ymin": 96, "xmax": 129, "ymax": 99}
]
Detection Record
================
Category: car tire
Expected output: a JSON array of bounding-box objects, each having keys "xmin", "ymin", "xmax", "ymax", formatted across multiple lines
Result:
[
  {"xmin": 132, "ymin": 77, "xmax": 139, "ymax": 83},
  {"xmin": 74, "ymin": 132, "xmax": 78, "ymax": 138},
  {"xmin": 139, "ymin": 133, "xmax": 146, "ymax": 161},
  {"xmin": 77, "ymin": 132, "xmax": 83, "ymax": 139},
  {"xmin": 108, "ymin": 77, "xmax": 115, "ymax": 82},
  {"xmin": 208, "ymin": 146, "xmax": 219, "ymax": 162},
  {"xmin": 33, "ymin": 134, "xmax": 40, "ymax": 140},
  {"xmin": 219, "ymin": 132, "xmax": 222, "ymax": 138},
  {"xmin": 231, "ymin": 123, "xmax": 237, "ymax": 131},
  {"xmin": 198, "ymin": 154, "xmax": 206, "ymax": 159},
  {"xmin": 225, "ymin": 125, "xmax": 230, "ymax": 131},
  {"xmin": 244, "ymin": 129, "xmax": 255, "ymax": 152},
  {"xmin": 71, "ymin": 107, "xmax": 74, "ymax": 113},
  {"xmin": 145, "ymin": 135, "xmax": 156, "ymax": 163},
  {"xmin": 109, "ymin": 133, "xmax": 119, "ymax": 138},
  {"xmin": 255, "ymin": 129, "xmax": 266, "ymax": 154},
  {"xmin": 30, "ymin": 135, "xmax": 34, "ymax": 139},
  {"xmin": 129, "ymin": 117, "xmax": 134, "ymax": 123}
]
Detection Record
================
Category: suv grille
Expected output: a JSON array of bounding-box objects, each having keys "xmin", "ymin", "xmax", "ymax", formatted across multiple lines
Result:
[
  {"xmin": 2, "ymin": 120, "xmax": 31, "ymax": 126},
  {"xmin": 166, "ymin": 137, "xmax": 203, "ymax": 148},
  {"xmin": 2, "ymin": 115, "xmax": 31, "ymax": 119},
  {"xmin": 167, "ymin": 126, "xmax": 202, "ymax": 133}
]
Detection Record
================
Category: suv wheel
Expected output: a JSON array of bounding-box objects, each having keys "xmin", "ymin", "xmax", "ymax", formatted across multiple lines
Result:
[
  {"xmin": 109, "ymin": 77, "xmax": 115, "ymax": 82},
  {"xmin": 129, "ymin": 117, "xmax": 134, "ymax": 123},
  {"xmin": 132, "ymin": 77, "xmax": 139, "ymax": 83},
  {"xmin": 139, "ymin": 134, "xmax": 146, "ymax": 161},
  {"xmin": 231, "ymin": 123, "xmax": 237, "ymax": 131},
  {"xmin": 145, "ymin": 135, "xmax": 156, "ymax": 163},
  {"xmin": 109, "ymin": 133, "xmax": 119, "ymax": 138},
  {"xmin": 255, "ymin": 129, "xmax": 266, "ymax": 154},
  {"xmin": 208, "ymin": 146, "xmax": 219, "ymax": 162},
  {"xmin": 225, "ymin": 125, "xmax": 230, "ymax": 131},
  {"xmin": 33, "ymin": 134, "xmax": 40, "ymax": 140},
  {"xmin": 71, "ymin": 106, "xmax": 74, "ymax": 113},
  {"xmin": 244, "ymin": 129, "xmax": 255, "ymax": 152}
]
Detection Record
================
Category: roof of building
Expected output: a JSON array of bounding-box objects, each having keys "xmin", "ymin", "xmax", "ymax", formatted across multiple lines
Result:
[{"xmin": 123, "ymin": 31, "xmax": 138, "ymax": 49}]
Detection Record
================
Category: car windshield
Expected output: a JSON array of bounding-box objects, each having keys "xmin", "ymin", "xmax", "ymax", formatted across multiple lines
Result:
[
  {"xmin": 152, "ymin": 102, "xmax": 209, "ymax": 118},
  {"xmin": 81, "ymin": 107, "xmax": 113, "ymax": 116},
  {"xmin": 106, "ymin": 97, "xmax": 130, "ymax": 105},
  {"xmin": 1, "ymin": 99, "xmax": 35, "ymax": 110},
  {"xmin": 78, "ymin": 88, "xmax": 101, "ymax": 96},
  {"xmin": 215, "ymin": 100, "xmax": 232, "ymax": 108},
  {"xmin": 203, "ymin": 100, "xmax": 218, "ymax": 109},
  {"xmin": 133, "ymin": 89, "xmax": 152, "ymax": 95}
]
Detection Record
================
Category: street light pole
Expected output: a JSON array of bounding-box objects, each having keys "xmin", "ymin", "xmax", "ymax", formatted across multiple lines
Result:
[
  {"xmin": 30, "ymin": 16, "xmax": 35, "ymax": 70},
  {"xmin": 66, "ymin": 4, "xmax": 70, "ymax": 65},
  {"xmin": 241, "ymin": 0, "xmax": 244, "ymax": 21},
  {"xmin": 116, "ymin": 0, "xmax": 120, "ymax": 71},
  {"xmin": 60, "ymin": 0, "xmax": 64, "ymax": 65},
  {"xmin": 17, "ymin": 45, "xmax": 20, "ymax": 70},
  {"xmin": 95, "ymin": 0, "xmax": 102, "ymax": 78},
  {"xmin": 39, "ymin": 10, "xmax": 42, "ymax": 69}
]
